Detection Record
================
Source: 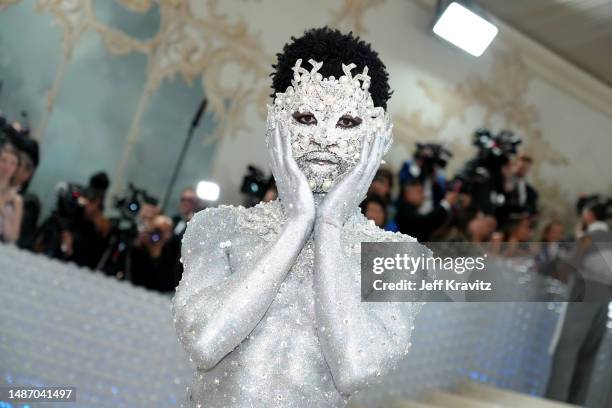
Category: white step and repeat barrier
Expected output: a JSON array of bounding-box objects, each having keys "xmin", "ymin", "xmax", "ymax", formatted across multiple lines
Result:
[
  {"xmin": 0, "ymin": 245, "xmax": 193, "ymax": 407},
  {"xmin": 1, "ymin": 245, "xmax": 565, "ymax": 407}
]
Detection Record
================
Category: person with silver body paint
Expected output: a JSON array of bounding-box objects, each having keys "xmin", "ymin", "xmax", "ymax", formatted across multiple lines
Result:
[{"xmin": 173, "ymin": 28, "xmax": 426, "ymax": 408}]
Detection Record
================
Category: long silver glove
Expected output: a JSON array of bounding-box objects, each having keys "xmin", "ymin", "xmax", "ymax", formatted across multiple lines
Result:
[{"xmin": 173, "ymin": 113, "xmax": 315, "ymax": 370}]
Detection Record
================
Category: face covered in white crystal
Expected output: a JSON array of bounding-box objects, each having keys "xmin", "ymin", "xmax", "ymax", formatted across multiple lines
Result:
[{"xmin": 268, "ymin": 59, "xmax": 392, "ymax": 192}]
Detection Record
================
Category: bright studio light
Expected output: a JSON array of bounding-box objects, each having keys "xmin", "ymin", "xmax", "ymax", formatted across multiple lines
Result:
[
  {"xmin": 196, "ymin": 180, "xmax": 220, "ymax": 202},
  {"xmin": 433, "ymin": 2, "xmax": 498, "ymax": 57}
]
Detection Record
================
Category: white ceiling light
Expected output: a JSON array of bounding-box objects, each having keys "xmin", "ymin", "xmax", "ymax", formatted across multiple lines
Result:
[
  {"xmin": 196, "ymin": 180, "xmax": 220, "ymax": 202},
  {"xmin": 433, "ymin": 1, "xmax": 499, "ymax": 57}
]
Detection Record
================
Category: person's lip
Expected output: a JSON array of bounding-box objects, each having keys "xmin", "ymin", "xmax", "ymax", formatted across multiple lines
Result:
[{"xmin": 303, "ymin": 151, "xmax": 340, "ymax": 165}]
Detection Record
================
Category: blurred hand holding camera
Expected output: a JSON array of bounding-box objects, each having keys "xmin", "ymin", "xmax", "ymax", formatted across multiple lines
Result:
[{"xmin": 136, "ymin": 214, "xmax": 173, "ymax": 259}]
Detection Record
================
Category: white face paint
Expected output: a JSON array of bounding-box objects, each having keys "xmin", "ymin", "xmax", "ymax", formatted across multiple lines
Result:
[{"xmin": 268, "ymin": 59, "xmax": 392, "ymax": 192}]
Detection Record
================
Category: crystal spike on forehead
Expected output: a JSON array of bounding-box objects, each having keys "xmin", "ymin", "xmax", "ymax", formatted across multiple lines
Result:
[
  {"xmin": 272, "ymin": 58, "xmax": 384, "ymax": 120},
  {"xmin": 289, "ymin": 58, "xmax": 371, "ymax": 91}
]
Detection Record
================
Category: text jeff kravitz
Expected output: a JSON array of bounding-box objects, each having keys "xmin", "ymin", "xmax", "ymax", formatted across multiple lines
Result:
[{"xmin": 372, "ymin": 279, "xmax": 492, "ymax": 292}]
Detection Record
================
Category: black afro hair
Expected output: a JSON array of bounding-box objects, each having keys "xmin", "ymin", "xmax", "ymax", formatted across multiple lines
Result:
[{"xmin": 271, "ymin": 27, "xmax": 392, "ymax": 110}]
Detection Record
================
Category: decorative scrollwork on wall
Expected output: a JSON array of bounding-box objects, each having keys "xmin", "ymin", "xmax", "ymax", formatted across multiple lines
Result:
[{"xmin": 26, "ymin": 0, "xmax": 273, "ymax": 196}]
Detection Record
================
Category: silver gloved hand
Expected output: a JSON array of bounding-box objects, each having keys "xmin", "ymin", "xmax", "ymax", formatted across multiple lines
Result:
[{"xmin": 266, "ymin": 109, "xmax": 316, "ymax": 228}]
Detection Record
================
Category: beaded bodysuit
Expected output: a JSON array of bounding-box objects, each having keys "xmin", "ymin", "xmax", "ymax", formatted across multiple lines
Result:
[{"xmin": 174, "ymin": 200, "xmax": 423, "ymax": 407}]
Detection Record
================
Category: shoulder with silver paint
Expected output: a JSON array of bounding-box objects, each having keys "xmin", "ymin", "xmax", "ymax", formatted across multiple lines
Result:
[{"xmin": 345, "ymin": 210, "xmax": 418, "ymax": 243}]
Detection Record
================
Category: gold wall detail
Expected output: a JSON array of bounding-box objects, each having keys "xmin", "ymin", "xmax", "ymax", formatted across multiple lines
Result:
[
  {"xmin": 328, "ymin": 0, "xmax": 385, "ymax": 35},
  {"xmin": 0, "ymin": 0, "xmax": 19, "ymax": 11},
  {"xmin": 3, "ymin": 0, "xmax": 609, "ymax": 219},
  {"xmin": 24, "ymin": 0, "xmax": 272, "ymax": 198}
]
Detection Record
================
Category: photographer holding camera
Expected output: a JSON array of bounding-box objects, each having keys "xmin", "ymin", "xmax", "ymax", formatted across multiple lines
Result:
[
  {"xmin": 172, "ymin": 187, "xmax": 203, "ymax": 238},
  {"xmin": 505, "ymin": 153, "xmax": 539, "ymax": 217},
  {"xmin": 126, "ymin": 196, "xmax": 180, "ymax": 292},
  {"xmin": 399, "ymin": 143, "xmax": 451, "ymax": 212},
  {"xmin": 98, "ymin": 189, "xmax": 180, "ymax": 292},
  {"xmin": 34, "ymin": 172, "xmax": 111, "ymax": 266},
  {"xmin": 396, "ymin": 143, "xmax": 455, "ymax": 241},
  {"xmin": 66, "ymin": 173, "xmax": 111, "ymax": 268},
  {"xmin": 451, "ymin": 129, "xmax": 522, "ymax": 224},
  {"xmin": 130, "ymin": 212, "xmax": 179, "ymax": 292},
  {"xmin": 396, "ymin": 178, "xmax": 458, "ymax": 241}
]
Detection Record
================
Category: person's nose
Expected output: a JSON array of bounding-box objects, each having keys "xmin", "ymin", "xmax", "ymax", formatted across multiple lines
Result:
[{"xmin": 310, "ymin": 126, "xmax": 337, "ymax": 148}]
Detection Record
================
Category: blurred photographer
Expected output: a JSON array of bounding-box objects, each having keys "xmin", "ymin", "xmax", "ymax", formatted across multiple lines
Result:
[
  {"xmin": 169, "ymin": 187, "xmax": 204, "ymax": 285},
  {"xmin": 505, "ymin": 153, "xmax": 539, "ymax": 217},
  {"xmin": 98, "ymin": 189, "xmax": 180, "ymax": 291},
  {"xmin": 367, "ymin": 167, "xmax": 397, "ymax": 229},
  {"xmin": 360, "ymin": 194, "xmax": 390, "ymax": 230},
  {"xmin": 96, "ymin": 186, "xmax": 158, "ymax": 279},
  {"xmin": 501, "ymin": 212, "xmax": 533, "ymax": 243},
  {"xmin": 137, "ymin": 196, "xmax": 161, "ymax": 232},
  {"xmin": 130, "ymin": 213, "xmax": 179, "ymax": 292},
  {"xmin": 399, "ymin": 143, "xmax": 451, "ymax": 213},
  {"xmin": 10, "ymin": 136, "xmax": 41, "ymax": 249},
  {"xmin": 396, "ymin": 178, "xmax": 457, "ymax": 241},
  {"xmin": 547, "ymin": 195, "xmax": 612, "ymax": 405},
  {"xmin": 432, "ymin": 207, "xmax": 497, "ymax": 243},
  {"xmin": 498, "ymin": 212, "xmax": 534, "ymax": 257},
  {"xmin": 67, "ymin": 172, "xmax": 111, "ymax": 268},
  {"xmin": 172, "ymin": 187, "xmax": 203, "ymax": 239},
  {"xmin": 34, "ymin": 172, "xmax": 111, "ymax": 267},
  {"xmin": 368, "ymin": 167, "xmax": 394, "ymax": 204},
  {"xmin": 0, "ymin": 142, "xmax": 22, "ymax": 244},
  {"xmin": 241, "ymin": 165, "xmax": 270, "ymax": 207},
  {"xmin": 576, "ymin": 195, "xmax": 611, "ymax": 238},
  {"xmin": 573, "ymin": 196, "xmax": 612, "ymax": 299},
  {"xmin": 451, "ymin": 129, "xmax": 521, "ymax": 223},
  {"xmin": 261, "ymin": 177, "xmax": 278, "ymax": 203},
  {"xmin": 534, "ymin": 220, "xmax": 569, "ymax": 280}
]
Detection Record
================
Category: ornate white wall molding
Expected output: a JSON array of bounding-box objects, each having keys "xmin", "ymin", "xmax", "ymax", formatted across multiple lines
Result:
[{"xmin": 18, "ymin": 0, "xmax": 273, "ymax": 199}]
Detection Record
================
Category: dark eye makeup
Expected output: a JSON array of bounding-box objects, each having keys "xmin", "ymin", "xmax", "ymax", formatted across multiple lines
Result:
[
  {"xmin": 336, "ymin": 115, "xmax": 362, "ymax": 129},
  {"xmin": 292, "ymin": 112, "xmax": 362, "ymax": 128},
  {"xmin": 292, "ymin": 111, "xmax": 317, "ymax": 125}
]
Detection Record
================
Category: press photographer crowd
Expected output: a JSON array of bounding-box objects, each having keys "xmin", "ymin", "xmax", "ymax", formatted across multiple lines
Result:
[
  {"xmin": 1, "ymin": 111, "xmax": 611, "ymax": 296},
  {"xmin": 0, "ymin": 113, "xmax": 204, "ymax": 292},
  {"xmin": 1, "ymin": 103, "xmax": 612, "ymax": 405}
]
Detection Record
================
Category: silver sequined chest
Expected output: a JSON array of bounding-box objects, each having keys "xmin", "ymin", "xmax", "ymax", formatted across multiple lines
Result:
[{"xmin": 174, "ymin": 200, "xmax": 422, "ymax": 408}]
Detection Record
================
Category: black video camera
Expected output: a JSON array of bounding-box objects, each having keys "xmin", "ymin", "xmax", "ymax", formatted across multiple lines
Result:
[
  {"xmin": 451, "ymin": 129, "xmax": 522, "ymax": 214},
  {"xmin": 414, "ymin": 143, "xmax": 453, "ymax": 177},
  {"xmin": 114, "ymin": 183, "xmax": 157, "ymax": 223},
  {"xmin": 241, "ymin": 165, "xmax": 268, "ymax": 198}
]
